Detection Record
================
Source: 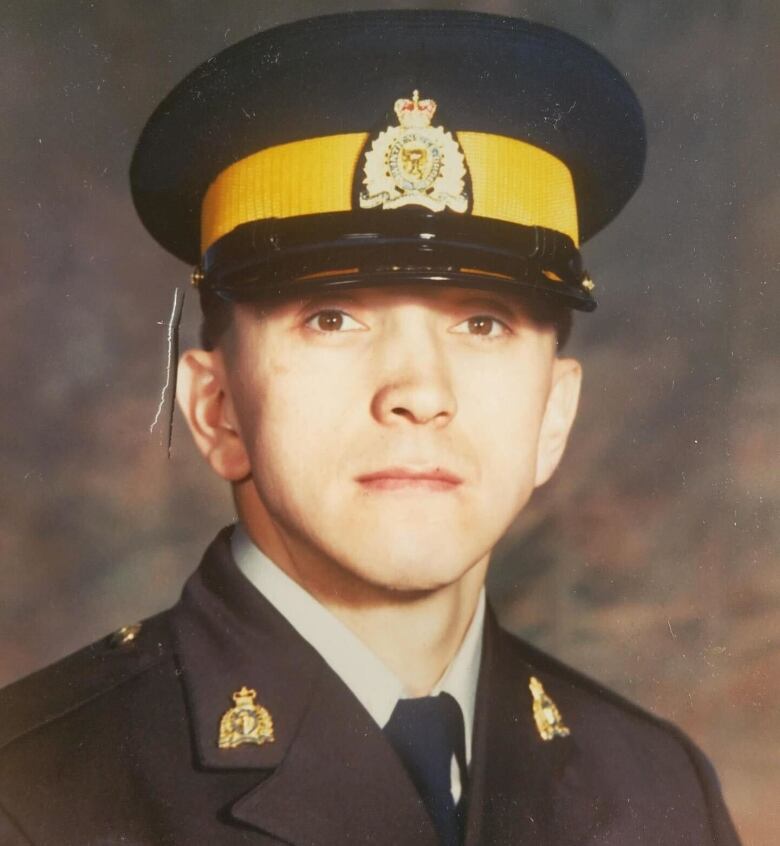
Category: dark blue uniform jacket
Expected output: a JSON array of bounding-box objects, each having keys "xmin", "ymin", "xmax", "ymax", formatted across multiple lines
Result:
[{"xmin": 0, "ymin": 529, "xmax": 741, "ymax": 844}]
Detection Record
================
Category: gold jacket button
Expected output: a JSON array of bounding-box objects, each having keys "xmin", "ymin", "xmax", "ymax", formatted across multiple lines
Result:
[{"xmin": 108, "ymin": 622, "xmax": 143, "ymax": 648}]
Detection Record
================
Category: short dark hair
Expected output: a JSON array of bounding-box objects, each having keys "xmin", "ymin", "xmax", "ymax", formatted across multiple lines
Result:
[
  {"xmin": 200, "ymin": 291, "xmax": 234, "ymax": 352},
  {"xmin": 200, "ymin": 288, "xmax": 573, "ymax": 352}
]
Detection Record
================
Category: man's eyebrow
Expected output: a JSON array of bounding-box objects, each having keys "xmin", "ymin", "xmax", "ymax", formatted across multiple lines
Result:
[
  {"xmin": 293, "ymin": 291, "xmax": 360, "ymax": 315},
  {"xmin": 452, "ymin": 295, "xmax": 523, "ymax": 320}
]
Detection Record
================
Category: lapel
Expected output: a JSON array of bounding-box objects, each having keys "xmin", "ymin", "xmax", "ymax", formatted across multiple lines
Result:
[
  {"xmin": 171, "ymin": 529, "xmax": 439, "ymax": 846},
  {"xmin": 464, "ymin": 609, "xmax": 621, "ymax": 845}
]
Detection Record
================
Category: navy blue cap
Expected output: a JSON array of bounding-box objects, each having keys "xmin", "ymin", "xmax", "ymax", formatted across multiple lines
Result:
[{"xmin": 131, "ymin": 10, "xmax": 646, "ymax": 311}]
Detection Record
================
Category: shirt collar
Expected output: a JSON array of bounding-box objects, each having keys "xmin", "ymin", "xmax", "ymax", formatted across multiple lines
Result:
[{"xmin": 231, "ymin": 524, "xmax": 484, "ymax": 762}]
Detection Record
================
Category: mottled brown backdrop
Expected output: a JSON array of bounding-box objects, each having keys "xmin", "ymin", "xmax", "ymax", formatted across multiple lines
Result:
[{"xmin": 1, "ymin": 1, "xmax": 777, "ymax": 843}]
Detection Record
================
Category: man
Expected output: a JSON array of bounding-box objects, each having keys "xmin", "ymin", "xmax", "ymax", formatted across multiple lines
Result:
[{"xmin": 0, "ymin": 10, "xmax": 740, "ymax": 845}]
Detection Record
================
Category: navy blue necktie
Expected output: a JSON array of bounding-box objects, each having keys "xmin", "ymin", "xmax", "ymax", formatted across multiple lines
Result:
[{"xmin": 383, "ymin": 692, "xmax": 467, "ymax": 846}]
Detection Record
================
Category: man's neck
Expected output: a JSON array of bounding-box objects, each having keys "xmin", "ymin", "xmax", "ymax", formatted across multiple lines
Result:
[
  {"xmin": 322, "ymin": 568, "xmax": 487, "ymax": 696},
  {"xmin": 237, "ymin": 496, "xmax": 489, "ymax": 695}
]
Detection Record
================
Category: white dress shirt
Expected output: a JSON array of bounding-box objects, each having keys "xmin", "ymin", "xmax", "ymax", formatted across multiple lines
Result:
[{"xmin": 231, "ymin": 523, "xmax": 485, "ymax": 803}]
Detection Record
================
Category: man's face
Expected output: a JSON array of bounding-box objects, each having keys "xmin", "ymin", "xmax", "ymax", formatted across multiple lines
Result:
[{"xmin": 180, "ymin": 285, "xmax": 581, "ymax": 595}]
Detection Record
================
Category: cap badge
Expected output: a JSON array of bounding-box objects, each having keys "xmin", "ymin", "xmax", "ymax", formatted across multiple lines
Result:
[
  {"xmin": 529, "ymin": 676, "xmax": 571, "ymax": 741},
  {"xmin": 360, "ymin": 90, "xmax": 468, "ymax": 214},
  {"xmin": 218, "ymin": 686, "xmax": 275, "ymax": 749}
]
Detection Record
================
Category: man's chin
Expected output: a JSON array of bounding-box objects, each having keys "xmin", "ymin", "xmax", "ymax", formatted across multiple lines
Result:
[
  {"xmin": 333, "ymin": 545, "xmax": 483, "ymax": 596},
  {"xmin": 351, "ymin": 572, "xmax": 464, "ymax": 597}
]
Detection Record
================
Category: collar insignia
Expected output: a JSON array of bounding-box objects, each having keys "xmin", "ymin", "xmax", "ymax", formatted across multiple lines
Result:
[
  {"xmin": 529, "ymin": 676, "xmax": 571, "ymax": 741},
  {"xmin": 218, "ymin": 686, "xmax": 275, "ymax": 749},
  {"xmin": 360, "ymin": 90, "xmax": 469, "ymax": 214}
]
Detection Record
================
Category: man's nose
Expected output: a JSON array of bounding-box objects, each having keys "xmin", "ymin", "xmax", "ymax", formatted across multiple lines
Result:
[{"xmin": 370, "ymin": 315, "xmax": 457, "ymax": 428}]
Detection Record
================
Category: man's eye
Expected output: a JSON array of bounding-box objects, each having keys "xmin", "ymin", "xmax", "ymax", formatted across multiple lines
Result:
[
  {"xmin": 304, "ymin": 309, "xmax": 365, "ymax": 332},
  {"xmin": 450, "ymin": 315, "xmax": 509, "ymax": 338}
]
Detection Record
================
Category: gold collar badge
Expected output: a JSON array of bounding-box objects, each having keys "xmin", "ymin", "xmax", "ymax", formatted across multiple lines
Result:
[
  {"xmin": 360, "ymin": 90, "xmax": 469, "ymax": 214},
  {"xmin": 529, "ymin": 676, "xmax": 571, "ymax": 741},
  {"xmin": 218, "ymin": 686, "xmax": 275, "ymax": 749}
]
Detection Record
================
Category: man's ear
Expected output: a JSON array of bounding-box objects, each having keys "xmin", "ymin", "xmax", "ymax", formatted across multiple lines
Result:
[
  {"xmin": 176, "ymin": 349, "xmax": 251, "ymax": 481},
  {"xmin": 534, "ymin": 357, "xmax": 582, "ymax": 488}
]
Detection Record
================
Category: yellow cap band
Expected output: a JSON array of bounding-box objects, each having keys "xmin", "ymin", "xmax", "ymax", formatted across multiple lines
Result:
[
  {"xmin": 457, "ymin": 132, "xmax": 578, "ymax": 247},
  {"xmin": 201, "ymin": 131, "xmax": 578, "ymax": 254}
]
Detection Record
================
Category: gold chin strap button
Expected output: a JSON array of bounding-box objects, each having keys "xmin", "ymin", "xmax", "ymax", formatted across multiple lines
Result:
[
  {"xmin": 108, "ymin": 622, "xmax": 143, "ymax": 649},
  {"xmin": 191, "ymin": 266, "xmax": 204, "ymax": 288},
  {"xmin": 581, "ymin": 274, "xmax": 595, "ymax": 292}
]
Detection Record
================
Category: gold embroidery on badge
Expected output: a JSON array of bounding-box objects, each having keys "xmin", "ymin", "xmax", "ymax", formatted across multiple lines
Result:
[
  {"xmin": 218, "ymin": 686, "xmax": 275, "ymax": 749},
  {"xmin": 529, "ymin": 676, "xmax": 570, "ymax": 741},
  {"xmin": 360, "ymin": 90, "xmax": 468, "ymax": 214}
]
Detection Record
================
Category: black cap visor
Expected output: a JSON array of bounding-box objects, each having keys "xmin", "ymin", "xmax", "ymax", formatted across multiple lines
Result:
[{"xmin": 199, "ymin": 210, "xmax": 596, "ymax": 312}]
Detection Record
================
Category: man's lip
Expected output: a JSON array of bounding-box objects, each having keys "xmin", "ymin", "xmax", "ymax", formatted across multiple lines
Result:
[{"xmin": 356, "ymin": 467, "xmax": 463, "ymax": 485}]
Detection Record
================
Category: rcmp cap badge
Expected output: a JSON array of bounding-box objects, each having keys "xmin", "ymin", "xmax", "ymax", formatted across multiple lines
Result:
[
  {"xmin": 360, "ymin": 90, "xmax": 469, "ymax": 214},
  {"xmin": 218, "ymin": 686, "xmax": 275, "ymax": 749}
]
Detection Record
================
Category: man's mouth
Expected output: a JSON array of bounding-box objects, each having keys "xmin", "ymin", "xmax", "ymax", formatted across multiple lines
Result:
[{"xmin": 355, "ymin": 466, "xmax": 463, "ymax": 492}]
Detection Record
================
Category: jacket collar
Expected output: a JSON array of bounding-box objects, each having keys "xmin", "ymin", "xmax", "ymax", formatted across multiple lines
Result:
[
  {"xmin": 465, "ymin": 608, "xmax": 625, "ymax": 846},
  {"xmin": 230, "ymin": 522, "xmax": 485, "ymax": 760},
  {"xmin": 172, "ymin": 527, "xmax": 322, "ymax": 771},
  {"xmin": 172, "ymin": 528, "xmax": 611, "ymax": 845},
  {"xmin": 171, "ymin": 528, "xmax": 439, "ymax": 844},
  {"xmin": 464, "ymin": 608, "xmax": 573, "ymax": 844}
]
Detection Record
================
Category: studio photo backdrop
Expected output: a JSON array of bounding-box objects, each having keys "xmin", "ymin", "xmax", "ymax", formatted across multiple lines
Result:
[{"xmin": 1, "ymin": 2, "xmax": 777, "ymax": 843}]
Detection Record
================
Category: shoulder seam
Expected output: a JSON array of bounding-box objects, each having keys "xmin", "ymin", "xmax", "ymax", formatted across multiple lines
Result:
[{"xmin": 0, "ymin": 650, "xmax": 170, "ymax": 753}]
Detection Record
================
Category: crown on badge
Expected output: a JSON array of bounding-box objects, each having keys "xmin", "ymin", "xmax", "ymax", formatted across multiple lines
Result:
[
  {"xmin": 232, "ymin": 686, "xmax": 257, "ymax": 707},
  {"xmin": 394, "ymin": 90, "xmax": 436, "ymax": 128}
]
